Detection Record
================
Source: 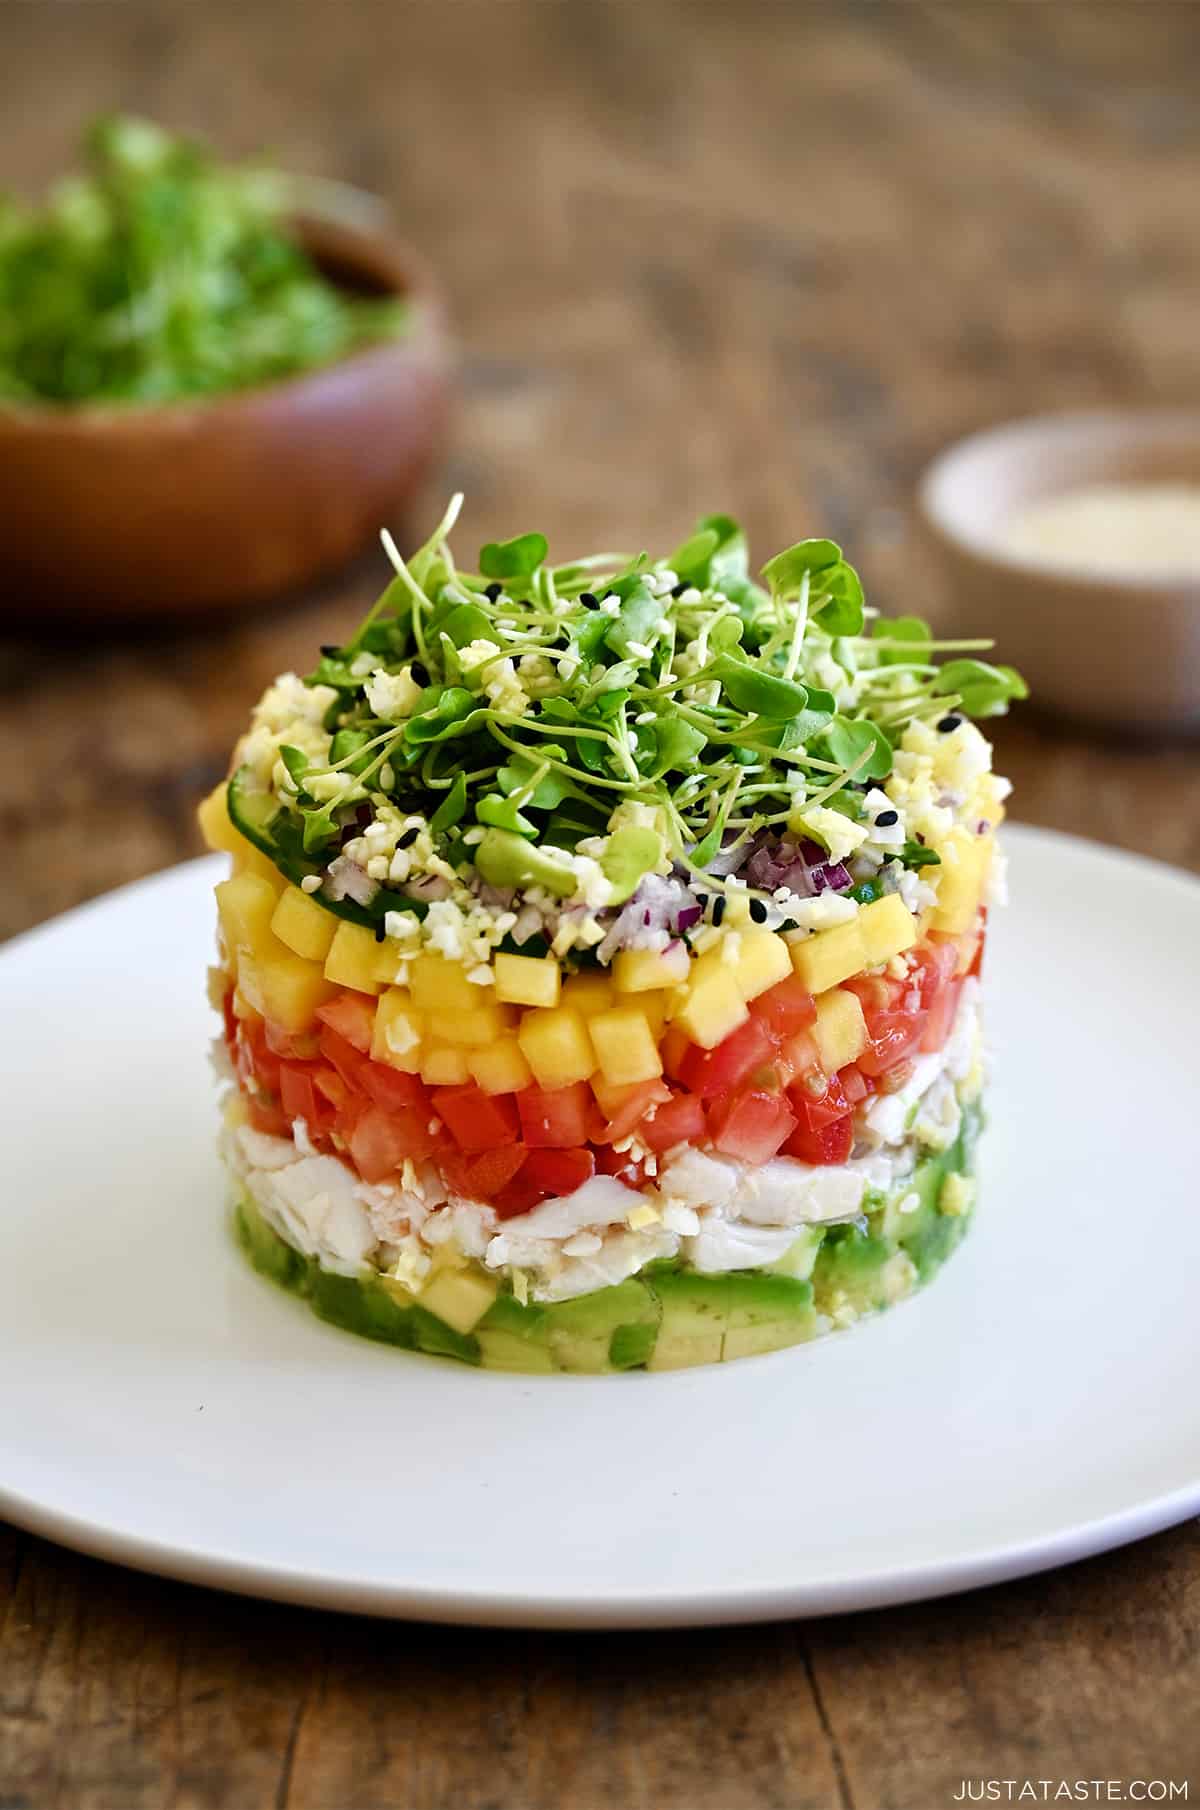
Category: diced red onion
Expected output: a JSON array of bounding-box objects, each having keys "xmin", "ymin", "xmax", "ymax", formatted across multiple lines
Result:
[{"xmin": 324, "ymin": 855, "xmax": 378, "ymax": 906}]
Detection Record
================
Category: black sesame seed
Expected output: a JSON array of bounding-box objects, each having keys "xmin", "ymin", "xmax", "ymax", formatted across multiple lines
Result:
[
  {"xmin": 579, "ymin": 591, "xmax": 598, "ymax": 608},
  {"xmin": 670, "ymin": 582, "xmax": 687, "ymax": 598},
  {"xmin": 398, "ymin": 826, "xmax": 420, "ymax": 849},
  {"xmin": 410, "ymin": 662, "xmax": 430, "ymax": 687},
  {"xmin": 484, "ymin": 582, "xmax": 503, "ymax": 602},
  {"xmin": 711, "ymin": 897, "xmax": 726, "ymax": 926},
  {"xmin": 319, "ymin": 643, "xmax": 339, "ymax": 657},
  {"xmin": 875, "ymin": 809, "xmax": 899, "ymax": 827},
  {"xmin": 374, "ymin": 924, "xmax": 386, "ymax": 943},
  {"xmin": 937, "ymin": 714, "xmax": 962, "ymax": 733},
  {"xmin": 749, "ymin": 899, "xmax": 768, "ymax": 923}
]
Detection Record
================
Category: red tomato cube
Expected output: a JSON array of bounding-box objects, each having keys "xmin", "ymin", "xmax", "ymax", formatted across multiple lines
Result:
[
  {"xmin": 678, "ymin": 1016, "xmax": 777, "ymax": 1100},
  {"xmin": 348, "ymin": 1104, "xmax": 414, "ymax": 1183},
  {"xmin": 638, "ymin": 1091, "xmax": 706, "ymax": 1155},
  {"xmin": 433, "ymin": 1084, "xmax": 520, "ymax": 1153},
  {"xmin": 316, "ymin": 991, "xmax": 378, "ymax": 1053},
  {"xmin": 749, "ymin": 974, "xmax": 816, "ymax": 1037},
  {"xmin": 783, "ymin": 1113, "xmax": 854, "ymax": 1166},
  {"xmin": 516, "ymin": 1082, "xmax": 595, "ymax": 1149},
  {"xmin": 359, "ymin": 1061, "xmax": 427, "ymax": 1114},
  {"xmin": 706, "ymin": 1089, "xmax": 797, "ymax": 1163}
]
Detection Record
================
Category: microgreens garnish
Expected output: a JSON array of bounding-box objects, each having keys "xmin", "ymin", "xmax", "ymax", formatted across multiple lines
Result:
[{"xmin": 248, "ymin": 499, "xmax": 1025, "ymax": 913}]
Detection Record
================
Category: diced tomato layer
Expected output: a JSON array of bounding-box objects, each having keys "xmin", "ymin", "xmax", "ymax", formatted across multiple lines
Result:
[
  {"xmin": 359, "ymin": 1061, "xmax": 427, "ymax": 1113},
  {"xmin": 593, "ymin": 1145, "xmax": 648, "ymax": 1191},
  {"xmin": 783, "ymin": 1113, "xmax": 854, "ymax": 1166},
  {"xmin": 348, "ymin": 1104, "xmax": 416, "ymax": 1183},
  {"xmin": 517, "ymin": 1082, "xmax": 595, "ymax": 1149},
  {"xmin": 318, "ymin": 1023, "xmax": 369, "ymax": 1089},
  {"xmin": 678, "ymin": 1016, "xmax": 777, "ymax": 1100},
  {"xmin": 839, "ymin": 1064, "xmax": 873, "ymax": 1106},
  {"xmin": 594, "ymin": 1079, "xmax": 670, "ymax": 1145},
  {"xmin": 707, "ymin": 1089, "xmax": 797, "ymax": 1163},
  {"xmin": 433, "ymin": 1084, "xmax": 519, "ymax": 1153},
  {"xmin": 749, "ymin": 973, "xmax": 816, "ymax": 1037},
  {"xmin": 442, "ymin": 1144, "xmax": 528, "ymax": 1201},
  {"xmin": 493, "ymin": 1146, "xmax": 595, "ymax": 1218},
  {"xmin": 638, "ymin": 1091, "xmax": 706, "ymax": 1155},
  {"xmin": 787, "ymin": 1071, "xmax": 851, "ymax": 1134},
  {"xmin": 264, "ymin": 1020, "xmax": 320, "ymax": 1060},
  {"xmin": 920, "ymin": 975, "xmax": 962, "ymax": 1054},
  {"xmin": 316, "ymin": 992, "xmax": 377, "ymax": 1053}
]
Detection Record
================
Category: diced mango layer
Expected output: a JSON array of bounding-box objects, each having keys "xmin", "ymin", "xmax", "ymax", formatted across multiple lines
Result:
[
  {"xmin": 790, "ymin": 920, "xmax": 866, "ymax": 995},
  {"xmin": 858, "ymin": 893, "xmax": 918, "ymax": 965},
  {"xmin": 246, "ymin": 952, "xmax": 336, "ymax": 1035},
  {"xmin": 421, "ymin": 1045, "xmax": 471, "ymax": 1086},
  {"xmin": 673, "ymin": 954, "xmax": 749, "ymax": 1050},
  {"xmin": 812, "ymin": 987, "xmax": 869, "ymax": 1072},
  {"xmin": 517, "ymin": 1006, "xmax": 596, "ymax": 1088},
  {"xmin": 323, "ymin": 921, "xmax": 383, "ymax": 996},
  {"xmin": 588, "ymin": 1007, "xmax": 664, "ymax": 1086},
  {"xmin": 410, "ymin": 951, "xmax": 482, "ymax": 1014},
  {"xmin": 468, "ymin": 1037, "xmax": 534, "ymax": 1096},
  {"xmin": 560, "ymin": 973, "xmax": 615, "ymax": 1017},
  {"xmin": 216, "ymin": 871, "xmax": 283, "ymax": 956},
  {"xmin": 430, "ymin": 1001, "xmax": 515, "ymax": 1047},
  {"xmin": 371, "ymin": 988, "xmax": 419, "ymax": 1073},
  {"xmin": 728, "ymin": 927, "xmax": 792, "ymax": 1001},
  {"xmin": 494, "ymin": 952, "xmax": 561, "ymax": 1008},
  {"xmin": 613, "ymin": 944, "xmax": 690, "ymax": 993},
  {"xmin": 931, "ymin": 828, "xmax": 992, "ymax": 935},
  {"xmin": 271, "ymin": 885, "xmax": 338, "ymax": 963}
]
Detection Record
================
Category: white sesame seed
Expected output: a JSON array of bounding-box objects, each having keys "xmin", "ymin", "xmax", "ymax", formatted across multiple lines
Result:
[{"xmin": 300, "ymin": 874, "xmax": 322, "ymax": 894}]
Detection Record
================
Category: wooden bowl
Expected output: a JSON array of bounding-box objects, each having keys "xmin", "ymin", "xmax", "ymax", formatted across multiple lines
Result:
[
  {"xmin": 919, "ymin": 412, "xmax": 1200, "ymax": 733},
  {"xmin": 0, "ymin": 215, "xmax": 454, "ymax": 619}
]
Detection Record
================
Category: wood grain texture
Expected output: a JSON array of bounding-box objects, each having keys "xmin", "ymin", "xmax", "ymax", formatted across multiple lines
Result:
[{"xmin": 2, "ymin": 3, "xmax": 1198, "ymax": 1805}]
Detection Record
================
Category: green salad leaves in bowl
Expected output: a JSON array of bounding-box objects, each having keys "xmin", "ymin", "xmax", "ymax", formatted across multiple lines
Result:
[{"xmin": 0, "ymin": 116, "xmax": 452, "ymax": 618}]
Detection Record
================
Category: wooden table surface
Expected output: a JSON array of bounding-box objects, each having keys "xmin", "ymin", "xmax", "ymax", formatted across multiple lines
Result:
[{"xmin": 3, "ymin": 4, "xmax": 1199, "ymax": 1805}]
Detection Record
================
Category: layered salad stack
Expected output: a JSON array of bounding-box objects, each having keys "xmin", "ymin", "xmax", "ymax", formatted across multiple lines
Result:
[{"xmin": 201, "ymin": 500, "xmax": 1023, "ymax": 1371}]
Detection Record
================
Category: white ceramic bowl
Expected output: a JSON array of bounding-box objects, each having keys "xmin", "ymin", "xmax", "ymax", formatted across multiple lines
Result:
[{"xmin": 918, "ymin": 412, "xmax": 1200, "ymax": 731}]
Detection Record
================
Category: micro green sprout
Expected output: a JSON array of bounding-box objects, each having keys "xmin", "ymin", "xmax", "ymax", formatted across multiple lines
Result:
[{"xmin": 254, "ymin": 503, "xmax": 1026, "ymax": 913}]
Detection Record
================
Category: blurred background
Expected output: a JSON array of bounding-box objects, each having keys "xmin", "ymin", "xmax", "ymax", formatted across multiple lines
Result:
[{"xmin": 4, "ymin": 0, "xmax": 1200, "ymax": 939}]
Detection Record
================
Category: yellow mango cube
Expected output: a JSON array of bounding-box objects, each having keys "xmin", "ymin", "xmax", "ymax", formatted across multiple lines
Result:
[
  {"xmin": 215, "ymin": 871, "xmax": 284, "ymax": 958},
  {"xmin": 323, "ymin": 920, "xmax": 384, "ymax": 996},
  {"xmin": 421, "ymin": 1044, "xmax": 471, "ymax": 1087},
  {"xmin": 419, "ymin": 1267, "xmax": 499, "ymax": 1335},
  {"xmin": 409, "ymin": 951, "xmax": 483, "ymax": 1014},
  {"xmin": 372, "ymin": 932, "xmax": 418, "ymax": 985},
  {"xmin": 270, "ymin": 885, "xmax": 338, "ymax": 963},
  {"xmin": 858, "ymin": 893, "xmax": 918, "ymax": 966},
  {"xmin": 468, "ymin": 1037, "xmax": 534, "ymax": 1096},
  {"xmin": 613, "ymin": 944, "xmax": 691, "ymax": 993},
  {"xmin": 560, "ymin": 972, "xmax": 615, "ymax": 1017},
  {"xmin": 254, "ymin": 952, "xmax": 337, "ymax": 1035},
  {"xmin": 493, "ymin": 952, "xmax": 562, "ymax": 1008},
  {"xmin": 931, "ymin": 828, "xmax": 992, "ymax": 936},
  {"xmin": 674, "ymin": 963, "xmax": 749, "ymax": 1050},
  {"xmin": 790, "ymin": 920, "xmax": 867, "ymax": 994},
  {"xmin": 588, "ymin": 1006, "xmax": 664, "ymax": 1087},
  {"xmin": 371, "ymin": 988, "xmax": 421, "ymax": 1073},
  {"xmin": 729, "ymin": 927, "xmax": 792, "ymax": 1001},
  {"xmin": 634, "ymin": 992, "xmax": 668, "ymax": 1038},
  {"xmin": 516, "ymin": 1006, "xmax": 596, "ymax": 1088},
  {"xmin": 812, "ymin": 987, "xmax": 869, "ymax": 1073},
  {"xmin": 197, "ymin": 783, "xmax": 280, "ymax": 882},
  {"xmin": 429, "ymin": 1001, "xmax": 515, "ymax": 1048}
]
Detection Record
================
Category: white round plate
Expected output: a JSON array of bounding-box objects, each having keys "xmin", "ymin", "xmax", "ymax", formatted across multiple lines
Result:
[{"xmin": 1, "ymin": 827, "xmax": 1197, "ymax": 1628}]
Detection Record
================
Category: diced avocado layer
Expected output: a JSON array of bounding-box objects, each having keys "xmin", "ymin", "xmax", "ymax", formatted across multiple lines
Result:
[{"xmin": 231, "ymin": 1105, "xmax": 982, "ymax": 1373}]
